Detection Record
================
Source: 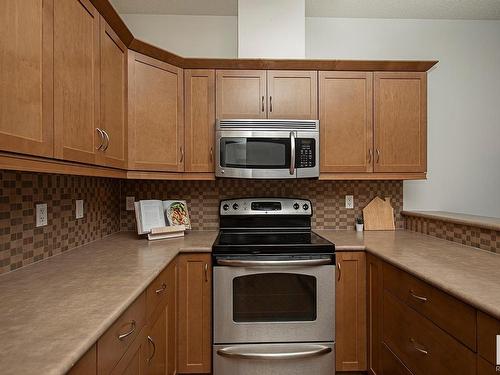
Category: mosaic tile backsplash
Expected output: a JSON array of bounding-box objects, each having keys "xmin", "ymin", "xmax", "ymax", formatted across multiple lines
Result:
[
  {"xmin": 404, "ymin": 214, "xmax": 499, "ymax": 253},
  {"xmin": 120, "ymin": 179, "xmax": 404, "ymax": 231},
  {"xmin": 0, "ymin": 170, "xmax": 121, "ymax": 275}
]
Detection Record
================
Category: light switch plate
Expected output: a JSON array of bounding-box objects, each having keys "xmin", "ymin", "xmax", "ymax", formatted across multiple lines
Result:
[
  {"xmin": 345, "ymin": 195, "xmax": 354, "ymax": 209},
  {"xmin": 126, "ymin": 196, "xmax": 135, "ymax": 211},
  {"xmin": 76, "ymin": 200, "xmax": 84, "ymax": 219},
  {"xmin": 36, "ymin": 203, "xmax": 48, "ymax": 227}
]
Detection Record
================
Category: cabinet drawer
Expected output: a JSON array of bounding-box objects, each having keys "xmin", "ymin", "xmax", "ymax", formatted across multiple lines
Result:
[
  {"xmin": 146, "ymin": 263, "xmax": 171, "ymax": 320},
  {"xmin": 383, "ymin": 262, "xmax": 476, "ymax": 350},
  {"xmin": 383, "ymin": 290, "xmax": 475, "ymax": 375},
  {"xmin": 98, "ymin": 292, "xmax": 146, "ymax": 375},
  {"xmin": 477, "ymin": 355, "xmax": 498, "ymax": 375},
  {"xmin": 381, "ymin": 343, "xmax": 414, "ymax": 375},
  {"xmin": 478, "ymin": 311, "xmax": 500, "ymax": 365}
]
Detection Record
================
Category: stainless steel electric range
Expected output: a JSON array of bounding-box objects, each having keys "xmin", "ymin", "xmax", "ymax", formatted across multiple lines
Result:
[{"xmin": 212, "ymin": 198, "xmax": 336, "ymax": 375}]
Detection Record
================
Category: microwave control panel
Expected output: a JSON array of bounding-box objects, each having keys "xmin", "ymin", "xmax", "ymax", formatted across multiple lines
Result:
[{"xmin": 296, "ymin": 138, "xmax": 316, "ymax": 168}]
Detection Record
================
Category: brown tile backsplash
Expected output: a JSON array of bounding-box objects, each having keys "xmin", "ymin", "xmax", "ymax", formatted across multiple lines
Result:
[
  {"xmin": 120, "ymin": 179, "xmax": 404, "ymax": 231},
  {"xmin": 404, "ymin": 215, "xmax": 499, "ymax": 253},
  {"xmin": 0, "ymin": 170, "xmax": 121, "ymax": 275}
]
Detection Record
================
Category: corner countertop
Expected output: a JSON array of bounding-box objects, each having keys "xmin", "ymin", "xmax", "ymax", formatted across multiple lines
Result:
[
  {"xmin": 402, "ymin": 210, "xmax": 500, "ymax": 231},
  {"xmin": 0, "ymin": 231, "xmax": 218, "ymax": 375},
  {"xmin": 316, "ymin": 230, "xmax": 500, "ymax": 320}
]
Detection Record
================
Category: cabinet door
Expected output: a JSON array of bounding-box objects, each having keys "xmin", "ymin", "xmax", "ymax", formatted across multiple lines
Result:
[
  {"xmin": 319, "ymin": 72, "xmax": 373, "ymax": 172},
  {"xmin": 336, "ymin": 252, "xmax": 367, "ymax": 371},
  {"xmin": 367, "ymin": 253, "xmax": 383, "ymax": 375},
  {"xmin": 177, "ymin": 254, "xmax": 211, "ymax": 373},
  {"xmin": 374, "ymin": 72, "xmax": 427, "ymax": 172},
  {"xmin": 0, "ymin": 0, "xmax": 53, "ymax": 157},
  {"xmin": 147, "ymin": 307, "xmax": 167, "ymax": 375},
  {"xmin": 54, "ymin": 0, "xmax": 100, "ymax": 164},
  {"xmin": 68, "ymin": 345, "xmax": 96, "ymax": 375},
  {"xmin": 166, "ymin": 259, "xmax": 177, "ymax": 375},
  {"xmin": 128, "ymin": 52, "xmax": 184, "ymax": 171},
  {"xmin": 98, "ymin": 16, "xmax": 127, "ymax": 169},
  {"xmin": 185, "ymin": 69, "xmax": 215, "ymax": 172},
  {"xmin": 267, "ymin": 71, "xmax": 318, "ymax": 120},
  {"xmin": 110, "ymin": 327, "xmax": 148, "ymax": 375},
  {"xmin": 216, "ymin": 70, "xmax": 267, "ymax": 119}
]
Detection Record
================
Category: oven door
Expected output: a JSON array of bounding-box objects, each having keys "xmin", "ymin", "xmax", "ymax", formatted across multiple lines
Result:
[{"xmin": 213, "ymin": 258, "xmax": 335, "ymax": 343}]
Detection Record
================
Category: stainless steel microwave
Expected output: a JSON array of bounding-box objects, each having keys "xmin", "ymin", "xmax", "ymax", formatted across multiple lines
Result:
[{"xmin": 215, "ymin": 119, "xmax": 319, "ymax": 179}]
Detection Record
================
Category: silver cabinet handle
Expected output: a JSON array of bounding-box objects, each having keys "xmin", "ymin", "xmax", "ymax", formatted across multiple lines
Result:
[
  {"xmin": 217, "ymin": 258, "xmax": 332, "ymax": 267},
  {"xmin": 95, "ymin": 128, "xmax": 104, "ymax": 150},
  {"xmin": 289, "ymin": 131, "xmax": 296, "ymax": 175},
  {"xmin": 117, "ymin": 320, "xmax": 136, "ymax": 340},
  {"xmin": 337, "ymin": 262, "xmax": 341, "ymax": 282},
  {"xmin": 261, "ymin": 96, "xmax": 264, "ymax": 112},
  {"xmin": 409, "ymin": 290, "xmax": 428, "ymax": 302},
  {"xmin": 409, "ymin": 338, "xmax": 429, "ymax": 355},
  {"xmin": 147, "ymin": 335, "xmax": 156, "ymax": 363},
  {"xmin": 102, "ymin": 129, "xmax": 110, "ymax": 151},
  {"xmin": 368, "ymin": 149, "xmax": 372, "ymax": 164},
  {"xmin": 217, "ymin": 344, "xmax": 332, "ymax": 360},
  {"xmin": 155, "ymin": 283, "xmax": 167, "ymax": 294},
  {"xmin": 204, "ymin": 263, "xmax": 208, "ymax": 282},
  {"xmin": 376, "ymin": 149, "xmax": 380, "ymax": 163},
  {"xmin": 180, "ymin": 146, "xmax": 184, "ymax": 163},
  {"xmin": 210, "ymin": 147, "xmax": 213, "ymax": 162},
  {"xmin": 269, "ymin": 96, "xmax": 273, "ymax": 112}
]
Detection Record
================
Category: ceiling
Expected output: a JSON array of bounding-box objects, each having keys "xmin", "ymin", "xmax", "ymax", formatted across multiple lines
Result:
[{"xmin": 110, "ymin": 0, "xmax": 500, "ymax": 20}]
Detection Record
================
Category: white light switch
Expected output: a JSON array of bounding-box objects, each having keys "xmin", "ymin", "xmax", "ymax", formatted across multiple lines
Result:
[
  {"xmin": 36, "ymin": 203, "xmax": 48, "ymax": 227},
  {"xmin": 126, "ymin": 196, "xmax": 135, "ymax": 211},
  {"xmin": 76, "ymin": 200, "xmax": 84, "ymax": 219}
]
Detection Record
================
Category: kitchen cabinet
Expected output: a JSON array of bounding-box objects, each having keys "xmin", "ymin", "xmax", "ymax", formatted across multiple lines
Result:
[
  {"xmin": 477, "ymin": 312, "xmax": 500, "ymax": 367},
  {"xmin": 177, "ymin": 254, "xmax": 211, "ymax": 373},
  {"xmin": 0, "ymin": 0, "xmax": 54, "ymax": 157},
  {"xmin": 128, "ymin": 52, "xmax": 184, "ymax": 172},
  {"xmin": 335, "ymin": 252, "xmax": 367, "ymax": 371},
  {"xmin": 366, "ymin": 254, "xmax": 384, "ymax": 375},
  {"xmin": 53, "ymin": 0, "xmax": 100, "ymax": 165},
  {"xmin": 147, "ymin": 307, "xmax": 167, "ymax": 375},
  {"xmin": 216, "ymin": 70, "xmax": 267, "ymax": 119},
  {"xmin": 374, "ymin": 72, "xmax": 427, "ymax": 173},
  {"xmin": 110, "ymin": 329, "xmax": 149, "ymax": 375},
  {"xmin": 319, "ymin": 72, "xmax": 373, "ymax": 172},
  {"xmin": 68, "ymin": 345, "xmax": 96, "ymax": 375},
  {"xmin": 98, "ymin": 16, "xmax": 128, "ymax": 169},
  {"xmin": 185, "ymin": 69, "xmax": 216, "ymax": 172},
  {"xmin": 267, "ymin": 71, "xmax": 318, "ymax": 119}
]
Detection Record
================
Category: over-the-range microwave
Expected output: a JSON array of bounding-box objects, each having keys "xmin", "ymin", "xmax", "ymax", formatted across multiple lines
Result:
[{"xmin": 215, "ymin": 119, "xmax": 319, "ymax": 179}]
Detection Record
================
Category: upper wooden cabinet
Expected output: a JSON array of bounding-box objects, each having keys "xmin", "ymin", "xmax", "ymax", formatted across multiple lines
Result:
[
  {"xmin": 0, "ymin": 0, "xmax": 54, "ymax": 158},
  {"xmin": 185, "ymin": 69, "xmax": 215, "ymax": 172},
  {"xmin": 319, "ymin": 72, "xmax": 373, "ymax": 172},
  {"xmin": 216, "ymin": 70, "xmax": 267, "ymax": 119},
  {"xmin": 98, "ymin": 17, "xmax": 127, "ymax": 169},
  {"xmin": 128, "ymin": 52, "xmax": 184, "ymax": 172},
  {"xmin": 336, "ymin": 251, "xmax": 367, "ymax": 372},
  {"xmin": 53, "ymin": 0, "xmax": 100, "ymax": 165},
  {"xmin": 267, "ymin": 71, "xmax": 318, "ymax": 119},
  {"xmin": 374, "ymin": 72, "xmax": 427, "ymax": 173}
]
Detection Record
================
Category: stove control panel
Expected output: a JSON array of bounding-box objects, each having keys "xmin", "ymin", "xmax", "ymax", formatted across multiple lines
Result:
[{"xmin": 220, "ymin": 198, "xmax": 312, "ymax": 215}]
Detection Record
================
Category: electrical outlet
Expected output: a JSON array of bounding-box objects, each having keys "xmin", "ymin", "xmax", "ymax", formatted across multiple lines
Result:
[
  {"xmin": 126, "ymin": 196, "xmax": 135, "ymax": 211},
  {"xmin": 345, "ymin": 195, "xmax": 354, "ymax": 209},
  {"xmin": 76, "ymin": 199, "xmax": 84, "ymax": 219},
  {"xmin": 36, "ymin": 203, "xmax": 48, "ymax": 227}
]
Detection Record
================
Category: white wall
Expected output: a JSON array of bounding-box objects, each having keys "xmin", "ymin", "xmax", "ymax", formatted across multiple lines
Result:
[
  {"xmin": 238, "ymin": 0, "xmax": 305, "ymax": 58},
  {"xmin": 306, "ymin": 18, "xmax": 500, "ymax": 218},
  {"xmin": 121, "ymin": 14, "xmax": 237, "ymax": 58}
]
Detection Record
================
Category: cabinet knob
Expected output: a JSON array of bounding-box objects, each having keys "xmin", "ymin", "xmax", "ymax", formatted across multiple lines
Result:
[
  {"xmin": 376, "ymin": 149, "xmax": 380, "ymax": 163},
  {"xmin": 269, "ymin": 96, "xmax": 273, "ymax": 112},
  {"xmin": 261, "ymin": 96, "xmax": 265, "ymax": 112},
  {"xmin": 180, "ymin": 146, "xmax": 184, "ymax": 163},
  {"xmin": 102, "ymin": 130, "xmax": 110, "ymax": 151},
  {"xmin": 147, "ymin": 335, "xmax": 156, "ymax": 363},
  {"xmin": 95, "ymin": 128, "xmax": 104, "ymax": 151}
]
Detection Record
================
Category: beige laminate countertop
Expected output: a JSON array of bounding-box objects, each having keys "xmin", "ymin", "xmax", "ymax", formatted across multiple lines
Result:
[
  {"xmin": 0, "ymin": 231, "xmax": 218, "ymax": 375},
  {"xmin": 316, "ymin": 230, "xmax": 500, "ymax": 320},
  {"xmin": 402, "ymin": 210, "xmax": 500, "ymax": 231}
]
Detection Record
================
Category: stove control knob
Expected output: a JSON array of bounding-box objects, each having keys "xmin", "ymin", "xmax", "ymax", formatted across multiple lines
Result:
[
  {"xmin": 232, "ymin": 203, "xmax": 239, "ymax": 210},
  {"xmin": 302, "ymin": 203, "xmax": 309, "ymax": 211},
  {"xmin": 222, "ymin": 204, "xmax": 229, "ymax": 211},
  {"xmin": 293, "ymin": 203, "xmax": 300, "ymax": 210}
]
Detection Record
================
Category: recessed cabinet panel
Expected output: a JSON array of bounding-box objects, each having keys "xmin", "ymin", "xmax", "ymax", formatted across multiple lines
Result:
[
  {"xmin": 128, "ymin": 52, "xmax": 184, "ymax": 171},
  {"xmin": 0, "ymin": 0, "xmax": 53, "ymax": 157},
  {"xmin": 54, "ymin": 0, "xmax": 100, "ymax": 164},
  {"xmin": 319, "ymin": 72, "xmax": 373, "ymax": 172}
]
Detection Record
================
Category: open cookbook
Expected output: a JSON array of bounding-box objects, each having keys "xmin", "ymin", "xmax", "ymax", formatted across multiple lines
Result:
[{"xmin": 134, "ymin": 200, "xmax": 191, "ymax": 240}]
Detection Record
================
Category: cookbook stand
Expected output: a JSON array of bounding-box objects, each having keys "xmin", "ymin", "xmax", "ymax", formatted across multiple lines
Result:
[{"xmin": 148, "ymin": 225, "xmax": 186, "ymax": 241}]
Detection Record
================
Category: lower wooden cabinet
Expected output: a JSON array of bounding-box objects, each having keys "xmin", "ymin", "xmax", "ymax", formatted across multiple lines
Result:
[
  {"xmin": 68, "ymin": 345, "xmax": 97, "ymax": 375},
  {"xmin": 177, "ymin": 253, "xmax": 212, "ymax": 373},
  {"xmin": 335, "ymin": 251, "xmax": 367, "ymax": 371},
  {"xmin": 367, "ymin": 254, "xmax": 383, "ymax": 375},
  {"xmin": 110, "ymin": 328, "xmax": 149, "ymax": 375}
]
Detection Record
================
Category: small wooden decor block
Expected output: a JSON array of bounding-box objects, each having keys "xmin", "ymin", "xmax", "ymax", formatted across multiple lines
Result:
[{"xmin": 363, "ymin": 197, "xmax": 395, "ymax": 231}]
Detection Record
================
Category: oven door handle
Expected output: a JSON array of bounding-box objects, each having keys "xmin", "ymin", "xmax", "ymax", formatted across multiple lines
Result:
[
  {"xmin": 216, "ymin": 258, "xmax": 332, "ymax": 267},
  {"xmin": 217, "ymin": 344, "xmax": 332, "ymax": 360}
]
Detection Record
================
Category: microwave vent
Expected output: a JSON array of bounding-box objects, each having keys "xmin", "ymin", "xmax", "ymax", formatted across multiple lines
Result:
[{"xmin": 217, "ymin": 119, "xmax": 318, "ymax": 130}]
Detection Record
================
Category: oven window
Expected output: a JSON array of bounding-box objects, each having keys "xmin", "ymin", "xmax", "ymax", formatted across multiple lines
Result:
[
  {"xmin": 220, "ymin": 138, "xmax": 290, "ymax": 169},
  {"xmin": 233, "ymin": 273, "xmax": 317, "ymax": 322}
]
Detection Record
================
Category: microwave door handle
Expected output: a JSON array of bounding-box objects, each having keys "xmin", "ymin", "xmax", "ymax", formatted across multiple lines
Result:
[
  {"xmin": 217, "ymin": 344, "xmax": 332, "ymax": 360},
  {"xmin": 216, "ymin": 259, "xmax": 331, "ymax": 267},
  {"xmin": 289, "ymin": 131, "xmax": 296, "ymax": 175}
]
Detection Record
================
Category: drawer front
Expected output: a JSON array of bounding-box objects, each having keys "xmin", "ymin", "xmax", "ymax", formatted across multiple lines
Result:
[
  {"xmin": 381, "ymin": 343, "xmax": 414, "ymax": 375},
  {"xmin": 477, "ymin": 355, "xmax": 498, "ymax": 375},
  {"xmin": 98, "ymin": 292, "xmax": 146, "ymax": 375},
  {"xmin": 383, "ymin": 262, "xmax": 476, "ymax": 350},
  {"xmin": 146, "ymin": 263, "xmax": 172, "ymax": 320},
  {"xmin": 383, "ymin": 290, "xmax": 475, "ymax": 375},
  {"xmin": 478, "ymin": 311, "xmax": 500, "ymax": 365}
]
